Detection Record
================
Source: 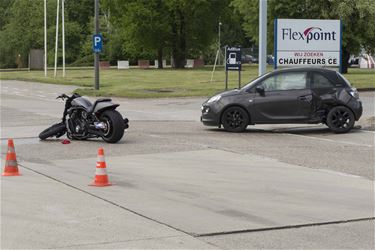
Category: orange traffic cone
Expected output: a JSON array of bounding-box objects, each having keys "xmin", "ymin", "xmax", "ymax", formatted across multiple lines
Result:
[
  {"xmin": 90, "ymin": 148, "xmax": 111, "ymax": 187},
  {"xmin": 2, "ymin": 139, "xmax": 21, "ymax": 176}
]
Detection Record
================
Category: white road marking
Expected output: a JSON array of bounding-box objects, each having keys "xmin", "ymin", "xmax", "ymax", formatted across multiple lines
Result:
[
  {"xmin": 281, "ymin": 133, "xmax": 373, "ymax": 148},
  {"xmin": 317, "ymin": 169, "xmax": 367, "ymax": 179},
  {"xmin": 360, "ymin": 130, "xmax": 375, "ymax": 134}
]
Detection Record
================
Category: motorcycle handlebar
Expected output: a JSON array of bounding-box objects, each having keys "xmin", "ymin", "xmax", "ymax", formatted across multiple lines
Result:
[
  {"xmin": 56, "ymin": 93, "xmax": 81, "ymax": 100},
  {"xmin": 56, "ymin": 94, "xmax": 70, "ymax": 100}
]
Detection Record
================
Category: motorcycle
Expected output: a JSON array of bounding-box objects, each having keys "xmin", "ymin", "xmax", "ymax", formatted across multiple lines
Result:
[{"xmin": 39, "ymin": 93, "xmax": 129, "ymax": 143}]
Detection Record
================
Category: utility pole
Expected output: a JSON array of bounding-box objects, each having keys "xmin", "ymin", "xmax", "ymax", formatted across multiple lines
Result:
[
  {"xmin": 259, "ymin": 0, "xmax": 267, "ymax": 76},
  {"xmin": 94, "ymin": 0, "xmax": 100, "ymax": 90},
  {"xmin": 62, "ymin": 0, "xmax": 65, "ymax": 77},
  {"xmin": 44, "ymin": 0, "xmax": 47, "ymax": 77},
  {"xmin": 54, "ymin": 0, "xmax": 60, "ymax": 78}
]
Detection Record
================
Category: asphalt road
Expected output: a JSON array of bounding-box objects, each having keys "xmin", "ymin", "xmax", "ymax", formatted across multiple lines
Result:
[{"xmin": 1, "ymin": 80, "xmax": 374, "ymax": 249}]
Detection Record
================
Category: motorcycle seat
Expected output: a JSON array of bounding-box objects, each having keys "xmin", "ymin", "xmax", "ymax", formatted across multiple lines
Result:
[{"xmin": 88, "ymin": 98, "xmax": 112, "ymax": 113}]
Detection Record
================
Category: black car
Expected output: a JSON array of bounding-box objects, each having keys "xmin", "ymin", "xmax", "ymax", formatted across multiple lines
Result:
[{"xmin": 201, "ymin": 67, "xmax": 362, "ymax": 133}]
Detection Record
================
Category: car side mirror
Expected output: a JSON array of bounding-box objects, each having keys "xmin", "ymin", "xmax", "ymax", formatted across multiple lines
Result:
[{"xmin": 256, "ymin": 85, "xmax": 265, "ymax": 96}]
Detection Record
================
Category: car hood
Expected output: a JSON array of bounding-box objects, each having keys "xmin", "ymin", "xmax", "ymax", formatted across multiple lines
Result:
[
  {"xmin": 219, "ymin": 89, "xmax": 241, "ymax": 97},
  {"xmin": 203, "ymin": 89, "xmax": 241, "ymax": 104}
]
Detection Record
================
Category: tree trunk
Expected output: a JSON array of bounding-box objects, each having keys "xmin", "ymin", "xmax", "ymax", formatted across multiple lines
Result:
[
  {"xmin": 171, "ymin": 10, "xmax": 186, "ymax": 68},
  {"xmin": 341, "ymin": 48, "xmax": 350, "ymax": 74},
  {"xmin": 157, "ymin": 48, "xmax": 163, "ymax": 69}
]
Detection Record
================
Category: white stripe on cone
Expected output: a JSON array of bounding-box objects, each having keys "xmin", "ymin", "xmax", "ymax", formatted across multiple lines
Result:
[
  {"xmin": 95, "ymin": 168, "xmax": 107, "ymax": 176},
  {"xmin": 97, "ymin": 155, "xmax": 105, "ymax": 162}
]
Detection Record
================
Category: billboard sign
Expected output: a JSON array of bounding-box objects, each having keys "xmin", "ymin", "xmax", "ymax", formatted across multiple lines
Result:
[
  {"xmin": 225, "ymin": 47, "xmax": 241, "ymax": 71},
  {"xmin": 274, "ymin": 19, "xmax": 341, "ymax": 69}
]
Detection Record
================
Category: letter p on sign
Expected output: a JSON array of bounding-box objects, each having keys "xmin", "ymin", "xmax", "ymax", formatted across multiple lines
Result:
[{"xmin": 93, "ymin": 34, "xmax": 103, "ymax": 53}]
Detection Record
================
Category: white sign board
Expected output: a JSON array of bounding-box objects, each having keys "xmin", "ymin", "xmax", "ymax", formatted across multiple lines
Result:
[
  {"xmin": 117, "ymin": 60, "xmax": 129, "ymax": 69},
  {"xmin": 275, "ymin": 19, "xmax": 341, "ymax": 69}
]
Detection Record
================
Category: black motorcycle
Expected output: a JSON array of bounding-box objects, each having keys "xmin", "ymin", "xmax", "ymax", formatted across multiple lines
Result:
[{"xmin": 39, "ymin": 93, "xmax": 129, "ymax": 143}]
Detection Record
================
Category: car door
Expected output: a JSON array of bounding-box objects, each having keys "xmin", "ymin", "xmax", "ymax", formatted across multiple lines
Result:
[{"xmin": 250, "ymin": 71, "xmax": 313, "ymax": 123}]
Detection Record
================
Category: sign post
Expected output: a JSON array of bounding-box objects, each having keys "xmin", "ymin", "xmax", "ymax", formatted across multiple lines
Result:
[
  {"xmin": 225, "ymin": 47, "xmax": 242, "ymax": 90},
  {"xmin": 274, "ymin": 19, "xmax": 341, "ymax": 71},
  {"xmin": 94, "ymin": 0, "xmax": 100, "ymax": 90}
]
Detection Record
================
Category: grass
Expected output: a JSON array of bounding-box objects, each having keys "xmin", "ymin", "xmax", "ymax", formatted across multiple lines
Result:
[{"xmin": 0, "ymin": 65, "xmax": 374, "ymax": 98}]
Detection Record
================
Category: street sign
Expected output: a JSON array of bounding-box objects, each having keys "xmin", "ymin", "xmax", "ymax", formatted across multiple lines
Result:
[
  {"xmin": 224, "ymin": 46, "xmax": 242, "ymax": 90},
  {"xmin": 225, "ymin": 47, "xmax": 241, "ymax": 71},
  {"xmin": 92, "ymin": 34, "xmax": 103, "ymax": 53},
  {"xmin": 274, "ymin": 19, "xmax": 341, "ymax": 71}
]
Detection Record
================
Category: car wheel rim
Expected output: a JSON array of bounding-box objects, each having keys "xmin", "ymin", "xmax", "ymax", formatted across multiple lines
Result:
[
  {"xmin": 331, "ymin": 109, "xmax": 351, "ymax": 129},
  {"xmin": 225, "ymin": 110, "xmax": 244, "ymax": 129}
]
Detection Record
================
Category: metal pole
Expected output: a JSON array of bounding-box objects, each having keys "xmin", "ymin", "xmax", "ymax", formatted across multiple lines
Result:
[
  {"xmin": 259, "ymin": 0, "xmax": 267, "ymax": 76},
  {"xmin": 62, "ymin": 0, "xmax": 65, "ymax": 77},
  {"xmin": 44, "ymin": 0, "xmax": 47, "ymax": 77},
  {"xmin": 218, "ymin": 22, "xmax": 222, "ymax": 65},
  {"xmin": 225, "ymin": 46, "xmax": 228, "ymax": 90},
  {"xmin": 94, "ymin": 0, "xmax": 100, "ymax": 90},
  {"xmin": 238, "ymin": 71, "xmax": 241, "ymax": 89},
  {"xmin": 210, "ymin": 49, "xmax": 219, "ymax": 82},
  {"xmin": 54, "ymin": 0, "xmax": 60, "ymax": 78}
]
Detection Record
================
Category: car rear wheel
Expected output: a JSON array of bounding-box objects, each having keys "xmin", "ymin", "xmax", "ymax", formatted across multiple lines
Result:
[
  {"xmin": 221, "ymin": 106, "xmax": 249, "ymax": 132},
  {"xmin": 326, "ymin": 106, "xmax": 355, "ymax": 133}
]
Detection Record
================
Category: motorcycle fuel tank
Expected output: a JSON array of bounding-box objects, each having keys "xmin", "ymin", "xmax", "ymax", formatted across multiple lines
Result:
[{"xmin": 71, "ymin": 97, "xmax": 93, "ymax": 111}]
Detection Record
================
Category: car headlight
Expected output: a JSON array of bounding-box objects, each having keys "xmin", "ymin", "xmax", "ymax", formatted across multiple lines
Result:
[
  {"xmin": 207, "ymin": 95, "xmax": 221, "ymax": 103},
  {"xmin": 348, "ymin": 88, "xmax": 359, "ymax": 99}
]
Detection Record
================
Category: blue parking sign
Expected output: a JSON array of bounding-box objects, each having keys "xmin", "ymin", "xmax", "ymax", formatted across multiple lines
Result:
[{"xmin": 93, "ymin": 34, "xmax": 103, "ymax": 53}]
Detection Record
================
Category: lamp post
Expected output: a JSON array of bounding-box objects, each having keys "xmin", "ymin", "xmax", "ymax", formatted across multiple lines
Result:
[
  {"xmin": 62, "ymin": 0, "xmax": 65, "ymax": 77},
  {"xmin": 54, "ymin": 0, "xmax": 60, "ymax": 78},
  {"xmin": 44, "ymin": 0, "xmax": 47, "ymax": 77},
  {"xmin": 218, "ymin": 22, "xmax": 222, "ymax": 65},
  {"xmin": 259, "ymin": 0, "xmax": 267, "ymax": 76}
]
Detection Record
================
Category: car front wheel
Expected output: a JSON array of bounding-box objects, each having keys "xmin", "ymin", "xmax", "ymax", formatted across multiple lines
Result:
[
  {"xmin": 326, "ymin": 106, "xmax": 355, "ymax": 133},
  {"xmin": 221, "ymin": 106, "xmax": 249, "ymax": 132}
]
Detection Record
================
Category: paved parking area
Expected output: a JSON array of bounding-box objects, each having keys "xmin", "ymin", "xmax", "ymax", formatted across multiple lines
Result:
[{"xmin": 1, "ymin": 80, "xmax": 374, "ymax": 249}]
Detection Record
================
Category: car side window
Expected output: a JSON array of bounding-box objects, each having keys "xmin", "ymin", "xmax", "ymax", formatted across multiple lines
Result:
[
  {"xmin": 260, "ymin": 72, "xmax": 307, "ymax": 91},
  {"xmin": 312, "ymin": 73, "xmax": 334, "ymax": 88}
]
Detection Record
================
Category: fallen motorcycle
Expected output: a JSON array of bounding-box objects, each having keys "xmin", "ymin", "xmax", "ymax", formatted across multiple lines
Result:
[{"xmin": 39, "ymin": 93, "xmax": 129, "ymax": 143}]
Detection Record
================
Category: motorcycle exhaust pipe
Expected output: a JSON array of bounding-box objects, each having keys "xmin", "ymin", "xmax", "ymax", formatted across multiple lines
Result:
[{"xmin": 94, "ymin": 122, "xmax": 106, "ymax": 129}]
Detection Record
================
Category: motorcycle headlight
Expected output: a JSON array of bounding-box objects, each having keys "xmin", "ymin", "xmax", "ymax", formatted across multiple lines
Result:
[{"xmin": 207, "ymin": 95, "xmax": 221, "ymax": 103}]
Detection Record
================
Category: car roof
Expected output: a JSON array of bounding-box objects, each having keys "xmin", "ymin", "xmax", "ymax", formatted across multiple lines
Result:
[{"xmin": 272, "ymin": 67, "xmax": 337, "ymax": 74}]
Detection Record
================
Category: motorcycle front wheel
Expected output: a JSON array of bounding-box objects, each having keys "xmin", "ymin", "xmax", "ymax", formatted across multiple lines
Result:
[
  {"xmin": 39, "ymin": 122, "xmax": 67, "ymax": 140},
  {"xmin": 99, "ymin": 110, "xmax": 125, "ymax": 143}
]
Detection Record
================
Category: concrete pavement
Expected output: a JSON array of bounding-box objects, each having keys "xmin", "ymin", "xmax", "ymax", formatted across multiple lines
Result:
[{"xmin": 1, "ymin": 80, "xmax": 374, "ymax": 249}]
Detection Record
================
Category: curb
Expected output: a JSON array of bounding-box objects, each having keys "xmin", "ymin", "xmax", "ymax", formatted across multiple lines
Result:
[{"xmin": 357, "ymin": 88, "xmax": 375, "ymax": 92}]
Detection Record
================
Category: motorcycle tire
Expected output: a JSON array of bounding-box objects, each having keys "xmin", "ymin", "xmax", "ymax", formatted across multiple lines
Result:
[
  {"xmin": 99, "ymin": 110, "xmax": 125, "ymax": 143},
  {"xmin": 39, "ymin": 122, "xmax": 67, "ymax": 140}
]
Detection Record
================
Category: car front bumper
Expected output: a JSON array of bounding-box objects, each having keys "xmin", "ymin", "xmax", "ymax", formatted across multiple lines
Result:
[{"xmin": 200, "ymin": 104, "xmax": 221, "ymax": 126}]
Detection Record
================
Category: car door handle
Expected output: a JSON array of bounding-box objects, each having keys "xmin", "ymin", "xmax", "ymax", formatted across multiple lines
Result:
[{"xmin": 298, "ymin": 96, "xmax": 307, "ymax": 101}]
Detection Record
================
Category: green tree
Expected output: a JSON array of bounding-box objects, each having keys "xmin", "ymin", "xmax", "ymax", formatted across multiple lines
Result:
[
  {"xmin": 103, "ymin": 0, "xmax": 171, "ymax": 68},
  {"xmin": 232, "ymin": 0, "xmax": 375, "ymax": 73},
  {"xmin": 0, "ymin": 0, "xmax": 95, "ymax": 68},
  {"xmin": 104, "ymin": 0, "xmax": 229, "ymax": 68}
]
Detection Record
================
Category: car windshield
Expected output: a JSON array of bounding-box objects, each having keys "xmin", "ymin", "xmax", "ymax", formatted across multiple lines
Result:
[{"xmin": 241, "ymin": 72, "xmax": 271, "ymax": 90}]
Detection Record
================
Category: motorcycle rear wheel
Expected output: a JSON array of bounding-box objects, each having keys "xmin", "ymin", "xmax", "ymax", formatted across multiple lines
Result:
[
  {"xmin": 39, "ymin": 122, "xmax": 67, "ymax": 140},
  {"xmin": 99, "ymin": 110, "xmax": 125, "ymax": 143}
]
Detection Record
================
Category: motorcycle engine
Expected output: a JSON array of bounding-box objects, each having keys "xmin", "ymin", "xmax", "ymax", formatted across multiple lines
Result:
[{"xmin": 67, "ymin": 110, "xmax": 88, "ymax": 137}]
